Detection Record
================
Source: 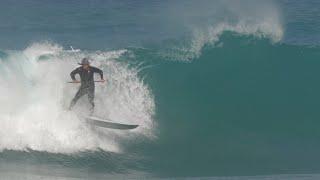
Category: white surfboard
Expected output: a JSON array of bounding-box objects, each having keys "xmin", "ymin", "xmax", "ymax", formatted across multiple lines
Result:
[{"xmin": 86, "ymin": 116, "xmax": 139, "ymax": 130}]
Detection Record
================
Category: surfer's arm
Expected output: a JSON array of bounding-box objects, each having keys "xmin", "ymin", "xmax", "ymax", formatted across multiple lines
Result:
[
  {"xmin": 70, "ymin": 68, "xmax": 80, "ymax": 81},
  {"xmin": 92, "ymin": 67, "xmax": 104, "ymax": 80}
]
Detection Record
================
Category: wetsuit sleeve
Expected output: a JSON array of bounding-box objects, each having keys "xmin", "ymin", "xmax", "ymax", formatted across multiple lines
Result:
[
  {"xmin": 92, "ymin": 67, "xmax": 104, "ymax": 79},
  {"xmin": 70, "ymin": 68, "xmax": 80, "ymax": 80}
]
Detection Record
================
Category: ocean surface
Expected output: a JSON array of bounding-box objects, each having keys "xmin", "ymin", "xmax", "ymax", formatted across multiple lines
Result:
[{"xmin": 0, "ymin": 0, "xmax": 320, "ymax": 179}]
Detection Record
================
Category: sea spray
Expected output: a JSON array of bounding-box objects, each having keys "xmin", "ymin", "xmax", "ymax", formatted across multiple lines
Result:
[{"xmin": 0, "ymin": 42, "xmax": 155, "ymax": 153}]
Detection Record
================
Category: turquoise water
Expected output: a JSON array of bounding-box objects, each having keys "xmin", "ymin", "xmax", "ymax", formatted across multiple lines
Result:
[{"xmin": 1, "ymin": 0, "xmax": 320, "ymax": 179}]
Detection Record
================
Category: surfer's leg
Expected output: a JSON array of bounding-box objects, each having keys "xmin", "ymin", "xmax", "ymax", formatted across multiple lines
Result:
[
  {"xmin": 69, "ymin": 88, "xmax": 86, "ymax": 110},
  {"xmin": 88, "ymin": 87, "xmax": 95, "ymax": 115}
]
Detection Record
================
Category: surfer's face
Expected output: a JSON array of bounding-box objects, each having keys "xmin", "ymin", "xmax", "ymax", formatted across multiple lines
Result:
[{"xmin": 83, "ymin": 64, "xmax": 89, "ymax": 70}]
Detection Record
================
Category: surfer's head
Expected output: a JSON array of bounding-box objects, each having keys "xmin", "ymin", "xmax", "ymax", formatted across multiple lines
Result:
[{"xmin": 79, "ymin": 58, "xmax": 90, "ymax": 69}]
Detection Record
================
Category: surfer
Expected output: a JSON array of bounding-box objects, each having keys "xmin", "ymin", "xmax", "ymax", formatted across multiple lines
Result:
[{"xmin": 69, "ymin": 58, "xmax": 105, "ymax": 114}]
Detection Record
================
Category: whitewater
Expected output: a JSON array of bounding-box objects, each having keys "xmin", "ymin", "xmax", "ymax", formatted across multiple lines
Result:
[{"xmin": 0, "ymin": 42, "xmax": 155, "ymax": 153}]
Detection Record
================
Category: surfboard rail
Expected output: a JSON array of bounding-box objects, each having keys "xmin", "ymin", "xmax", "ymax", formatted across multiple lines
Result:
[{"xmin": 86, "ymin": 116, "xmax": 139, "ymax": 130}]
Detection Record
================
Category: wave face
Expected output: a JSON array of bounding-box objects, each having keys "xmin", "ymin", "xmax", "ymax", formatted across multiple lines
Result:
[
  {"xmin": 1, "ymin": 0, "xmax": 320, "ymax": 179},
  {"xmin": 136, "ymin": 35, "xmax": 320, "ymax": 177}
]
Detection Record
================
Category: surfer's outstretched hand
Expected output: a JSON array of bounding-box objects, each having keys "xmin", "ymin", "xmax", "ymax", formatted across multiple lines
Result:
[{"xmin": 73, "ymin": 80, "xmax": 81, "ymax": 83}]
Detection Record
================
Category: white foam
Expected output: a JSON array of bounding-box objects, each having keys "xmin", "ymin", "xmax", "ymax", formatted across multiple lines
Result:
[
  {"xmin": 163, "ymin": 0, "xmax": 284, "ymax": 61},
  {"xmin": 0, "ymin": 42, "xmax": 155, "ymax": 154},
  {"xmin": 189, "ymin": 20, "xmax": 284, "ymax": 59}
]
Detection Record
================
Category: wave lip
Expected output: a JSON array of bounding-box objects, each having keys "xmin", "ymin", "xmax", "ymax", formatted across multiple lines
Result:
[{"xmin": 160, "ymin": 0, "xmax": 284, "ymax": 61}]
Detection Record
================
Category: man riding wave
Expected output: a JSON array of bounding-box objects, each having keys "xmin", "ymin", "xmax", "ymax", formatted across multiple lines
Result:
[{"xmin": 69, "ymin": 58, "xmax": 105, "ymax": 114}]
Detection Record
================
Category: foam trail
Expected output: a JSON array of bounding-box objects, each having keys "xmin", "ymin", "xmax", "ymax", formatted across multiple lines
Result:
[{"xmin": 0, "ymin": 42, "xmax": 155, "ymax": 153}]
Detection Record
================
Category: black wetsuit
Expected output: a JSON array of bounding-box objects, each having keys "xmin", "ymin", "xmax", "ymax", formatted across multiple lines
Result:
[{"xmin": 69, "ymin": 66, "xmax": 103, "ymax": 113}]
